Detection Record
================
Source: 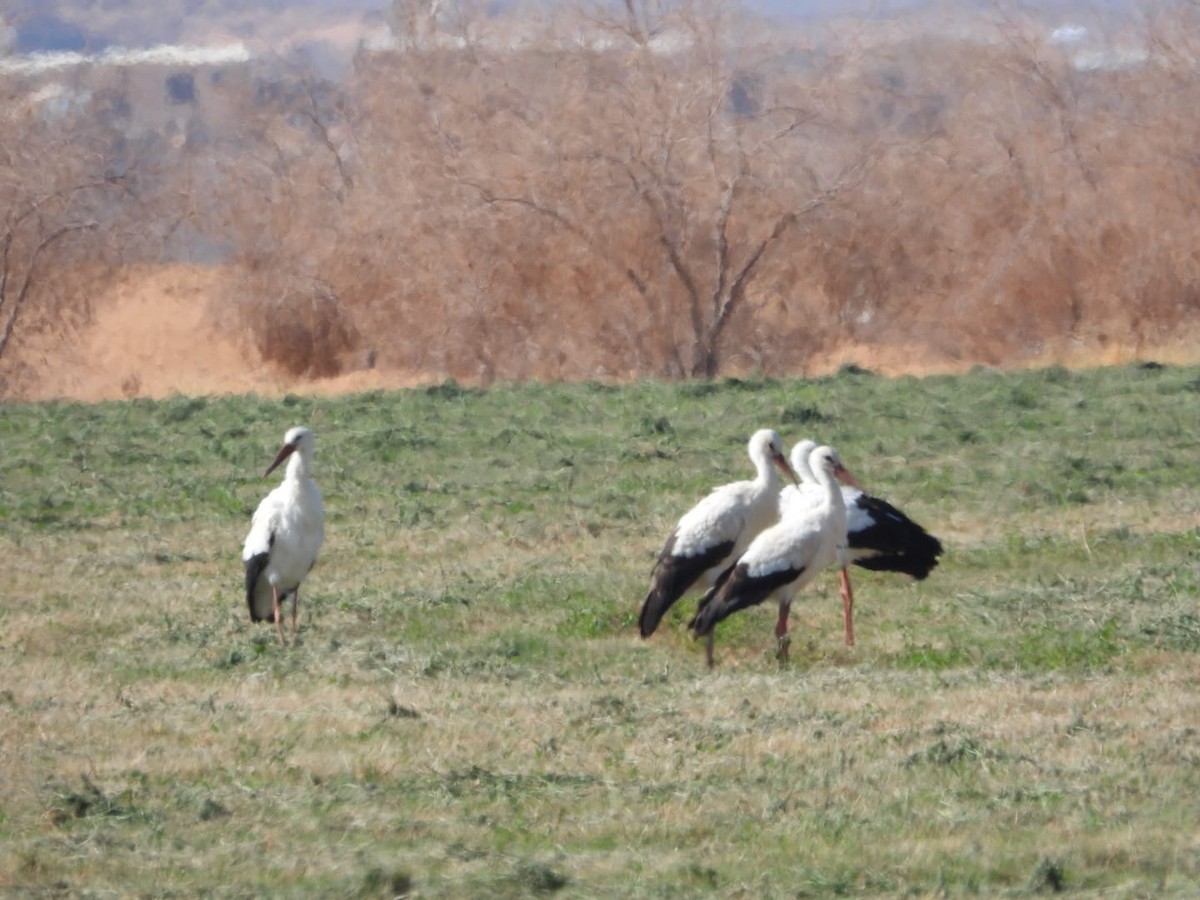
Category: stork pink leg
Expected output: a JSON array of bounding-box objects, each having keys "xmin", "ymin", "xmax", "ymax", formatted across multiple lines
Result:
[
  {"xmin": 840, "ymin": 567, "xmax": 856, "ymax": 647},
  {"xmin": 272, "ymin": 586, "xmax": 286, "ymax": 647},
  {"xmin": 290, "ymin": 590, "xmax": 300, "ymax": 646},
  {"xmin": 775, "ymin": 601, "xmax": 791, "ymax": 663}
]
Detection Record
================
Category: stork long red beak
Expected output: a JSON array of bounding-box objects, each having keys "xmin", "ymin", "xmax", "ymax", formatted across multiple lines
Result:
[
  {"xmin": 264, "ymin": 442, "xmax": 296, "ymax": 477},
  {"xmin": 833, "ymin": 463, "xmax": 862, "ymax": 491},
  {"xmin": 773, "ymin": 452, "xmax": 802, "ymax": 488}
]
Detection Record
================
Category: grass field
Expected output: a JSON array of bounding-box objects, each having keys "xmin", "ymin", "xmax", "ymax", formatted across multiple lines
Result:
[{"xmin": 2, "ymin": 364, "xmax": 1199, "ymax": 897}]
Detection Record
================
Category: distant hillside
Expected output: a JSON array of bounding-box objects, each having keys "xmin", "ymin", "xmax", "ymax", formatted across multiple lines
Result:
[{"xmin": 2, "ymin": 0, "xmax": 388, "ymax": 53}]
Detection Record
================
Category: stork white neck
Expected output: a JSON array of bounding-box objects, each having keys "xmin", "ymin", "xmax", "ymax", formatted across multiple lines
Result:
[
  {"xmin": 284, "ymin": 446, "xmax": 312, "ymax": 482},
  {"xmin": 789, "ymin": 439, "xmax": 819, "ymax": 484},
  {"xmin": 807, "ymin": 445, "xmax": 851, "ymax": 532},
  {"xmin": 810, "ymin": 448, "xmax": 839, "ymax": 494},
  {"xmin": 747, "ymin": 428, "xmax": 796, "ymax": 490}
]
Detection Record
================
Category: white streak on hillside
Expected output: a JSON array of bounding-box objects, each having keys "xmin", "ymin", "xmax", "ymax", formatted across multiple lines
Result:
[{"xmin": 0, "ymin": 43, "xmax": 252, "ymax": 75}]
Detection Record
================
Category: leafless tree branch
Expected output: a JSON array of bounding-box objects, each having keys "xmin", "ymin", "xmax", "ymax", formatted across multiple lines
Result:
[{"xmin": 0, "ymin": 221, "xmax": 99, "ymax": 360}]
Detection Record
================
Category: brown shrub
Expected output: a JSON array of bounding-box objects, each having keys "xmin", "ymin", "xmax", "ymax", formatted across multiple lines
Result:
[
  {"xmin": 11, "ymin": 1, "xmax": 1200, "ymax": 391},
  {"xmin": 235, "ymin": 274, "xmax": 358, "ymax": 379}
]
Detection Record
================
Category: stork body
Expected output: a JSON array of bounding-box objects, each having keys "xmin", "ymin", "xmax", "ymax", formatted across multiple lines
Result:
[
  {"xmin": 638, "ymin": 429, "xmax": 799, "ymax": 639},
  {"xmin": 778, "ymin": 439, "xmax": 857, "ymax": 645},
  {"xmin": 787, "ymin": 439, "xmax": 942, "ymax": 576},
  {"xmin": 242, "ymin": 426, "xmax": 325, "ymax": 646},
  {"xmin": 689, "ymin": 445, "xmax": 852, "ymax": 667},
  {"xmin": 785, "ymin": 439, "xmax": 942, "ymax": 645}
]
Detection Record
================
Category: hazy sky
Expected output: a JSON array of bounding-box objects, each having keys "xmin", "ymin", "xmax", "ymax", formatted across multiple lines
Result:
[{"xmin": 3, "ymin": 0, "xmax": 1129, "ymax": 58}]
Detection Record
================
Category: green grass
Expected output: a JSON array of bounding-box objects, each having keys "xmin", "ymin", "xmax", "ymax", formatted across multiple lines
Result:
[{"xmin": 2, "ymin": 365, "xmax": 1200, "ymax": 896}]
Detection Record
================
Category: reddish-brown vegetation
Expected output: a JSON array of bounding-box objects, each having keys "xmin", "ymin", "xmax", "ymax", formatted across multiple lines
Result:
[{"xmin": 2, "ymin": 1, "xmax": 1199, "ymax": 399}]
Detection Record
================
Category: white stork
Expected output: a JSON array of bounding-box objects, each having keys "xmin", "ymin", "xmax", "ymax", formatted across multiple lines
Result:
[
  {"xmin": 638, "ymin": 428, "xmax": 800, "ymax": 640},
  {"xmin": 787, "ymin": 438, "xmax": 943, "ymax": 646},
  {"xmin": 241, "ymin": 426, "xmax": 325, "ymax": 647},
  {"xmin": 689, "ymin": 444, "xmax": 854, "ymax": 668}
]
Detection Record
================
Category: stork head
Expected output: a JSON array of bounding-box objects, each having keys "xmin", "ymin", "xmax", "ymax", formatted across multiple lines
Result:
[
  {"xmin": 809, "ymin": 445, "xmax": 860, "ymax": 490},
  {"xmin": 264, "ymin": 426, "xmax": 315, "ymax": 477},
  {"xmin": 750, "ymin": 428, "xmax": 801, "ymax": 488}
]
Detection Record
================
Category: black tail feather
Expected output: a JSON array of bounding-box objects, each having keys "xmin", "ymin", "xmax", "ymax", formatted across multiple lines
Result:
[
  {"xmin": 847, "ymin": 495, "xmax": 943, "ymax": 580},
  {"xmin": 851, "ymin": 548, "xmax": 941, "ymax": 580}
]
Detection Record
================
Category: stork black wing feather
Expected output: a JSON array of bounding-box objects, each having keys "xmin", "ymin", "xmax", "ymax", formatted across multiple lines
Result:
[
  {"xmin": 638, "ymin": 534, "xmax": 736, "ymax": 637},
  {"xmin": 847, "ymin": 493, "xmax": 943, "ymax": 580},
  {"xmin": 244, "ymin": 551, "xmax": 273, "ymax": 622},
  {"xmin": 688, "ymin": 563, "xmax": 805, "ymax": 636}
]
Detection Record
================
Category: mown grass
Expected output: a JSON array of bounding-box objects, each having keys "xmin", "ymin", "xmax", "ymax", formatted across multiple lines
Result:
[{"xmin": 1, "ymin": 364, "xmax": 1199, "ymax": 897}]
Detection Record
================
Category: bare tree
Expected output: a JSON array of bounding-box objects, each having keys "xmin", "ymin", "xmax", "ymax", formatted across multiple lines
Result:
[
  {"xmin": 410, "ymin": 0, "xmax": 869, "ymax": 378},
  {"xmin": 209, "ymin": 64, "xmax": 362, "ymax": 378},
  {"xmin": 0, "ymin": 83, "xmax": 140, "ymax": 375},
  {"xmin": 0, "ymin": 215, "xmax": 99, "ymax": 361}
]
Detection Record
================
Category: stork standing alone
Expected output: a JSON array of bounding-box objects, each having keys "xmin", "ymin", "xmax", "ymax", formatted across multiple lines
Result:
[
  {"xmin": 787, "ymin": 439, "xmax": 943, "ymax": 646},
  {"xmin": 689, "ymin": 444, "xmax": 854, "ymax": 668},
  {"xmin": 638, "ymin": 429, "xmax": 800, "ymax": 640},
  {"xmin": 241, "ymin": 426, "xmax": 325, "ymax": 647}
]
